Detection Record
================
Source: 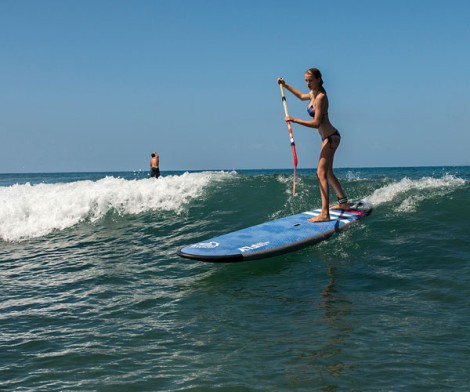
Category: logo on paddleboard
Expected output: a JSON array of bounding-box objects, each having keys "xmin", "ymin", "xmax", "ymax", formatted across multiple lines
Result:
[
  {"xmin": 190, "ymin": 241, "xmax": 219, "ymax": 249},
  {"xmin": 239, "ymin": 242, "xmax": 270, "ymax": 253}
]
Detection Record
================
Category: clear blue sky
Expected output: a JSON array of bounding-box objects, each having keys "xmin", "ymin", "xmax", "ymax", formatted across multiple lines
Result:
[{"xmin": 1, "ymin": 0, "xmax": 469, "ymax": 173}]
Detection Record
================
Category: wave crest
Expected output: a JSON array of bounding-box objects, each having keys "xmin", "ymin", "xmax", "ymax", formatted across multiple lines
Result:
[
  {"xmin": 0, "ymin": 171, "xmax": 234, "ymax": 242},
  {"xmin": 364, "ymin": 175, "xmax": 466, "ymax": 210}
]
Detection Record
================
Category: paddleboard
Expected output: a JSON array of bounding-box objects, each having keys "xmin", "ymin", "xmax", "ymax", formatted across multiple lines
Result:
[{"xmin": 177, "ymin": 201, "xmax": 372, "ymax": 262}]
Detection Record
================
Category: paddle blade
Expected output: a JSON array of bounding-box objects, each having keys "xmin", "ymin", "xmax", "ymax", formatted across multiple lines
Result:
[
  {"xmin": 291, "ymin": 144, "xmax": 298, "ymax": 167},
  {"xmin": 292, "ymin": 167, "xmax": 297, "ymax": 195}
]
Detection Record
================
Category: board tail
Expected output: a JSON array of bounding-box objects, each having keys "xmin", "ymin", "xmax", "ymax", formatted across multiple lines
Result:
[{"xmin": 350, "ymin": 200, "xmax": 373, "ymax": 216}]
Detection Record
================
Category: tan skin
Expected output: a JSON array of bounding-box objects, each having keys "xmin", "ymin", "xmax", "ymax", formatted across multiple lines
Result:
[
  {"xmin": 150, "ymin": 152, "xmax": 159, "ymax": 169},
  {"xmin": 277, "ymin": 72, "xmax": 350, "ymax": 222}
]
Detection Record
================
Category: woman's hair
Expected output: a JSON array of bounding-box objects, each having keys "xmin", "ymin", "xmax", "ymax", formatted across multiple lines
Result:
[{"xmin": 306, "ymin": 68, "xmax": 326, "ymax": 94}]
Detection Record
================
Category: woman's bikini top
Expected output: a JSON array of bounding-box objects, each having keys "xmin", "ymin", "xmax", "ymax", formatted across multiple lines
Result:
[
  {"xmin": 307, "ymin": 104, "xmax": 329, "ymax": 118},
  {"xmin": 307, "ymin": 94, "xmax": 328, "ymax": 118},
  {"xmin": 307, "ymin": 105, "xmax": 315, "ymax": 117}
]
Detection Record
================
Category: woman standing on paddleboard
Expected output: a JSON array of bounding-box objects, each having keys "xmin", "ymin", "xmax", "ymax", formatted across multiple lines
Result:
[{"xmin": 278, "ymin": 68, "xmax": 350, "ymax": 223}]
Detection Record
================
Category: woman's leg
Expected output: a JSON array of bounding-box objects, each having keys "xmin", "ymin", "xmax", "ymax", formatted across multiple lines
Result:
[
  {"xmin": 328, "ymin": 171, "xmax": 350, "ymax": 210},
  {"xmin": 308, "ymin": 137, "xmax": 339, "ymax": 223},
  {"xmin": 326, "ymin": 136, "xmax": 350, "ymax": 210},
  {"xmin": 327, "ymin": 160, "xmax": 350, "ymax": 210},
  {"xmin": 328, "ymin": 176, "xmax": 350, "ymax": 210}
]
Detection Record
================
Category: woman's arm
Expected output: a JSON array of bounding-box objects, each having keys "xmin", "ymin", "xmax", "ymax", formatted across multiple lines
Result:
[
  {"xmin": 277, "ymin": 78, "xmax": 310, "ymax": 101},
  {"xmin": 286, "ymin": 116, "xmax": 316, "ymax": 128}
]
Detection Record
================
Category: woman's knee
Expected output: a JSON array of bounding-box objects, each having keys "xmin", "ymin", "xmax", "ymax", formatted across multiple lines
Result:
[{"xmin": 316, "ymin": 168, "xmax": 328, "ymax": 180}]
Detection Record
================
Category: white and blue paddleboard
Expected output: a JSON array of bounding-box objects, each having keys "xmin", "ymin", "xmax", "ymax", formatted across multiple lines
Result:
[{"xmin": 177, "ymin": 201, "xmax": 372, "ymax": 262}]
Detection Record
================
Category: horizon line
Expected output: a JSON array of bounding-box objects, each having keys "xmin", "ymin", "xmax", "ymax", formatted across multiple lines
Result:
[{"xmin": 1, "ymin": 164, "xmax": 469, "ymax": 176}]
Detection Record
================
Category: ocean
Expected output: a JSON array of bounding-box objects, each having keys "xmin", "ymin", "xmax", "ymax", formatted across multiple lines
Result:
[{"xmin": 1, "ymin": 166, "xmax": 469, "ymax": 391}]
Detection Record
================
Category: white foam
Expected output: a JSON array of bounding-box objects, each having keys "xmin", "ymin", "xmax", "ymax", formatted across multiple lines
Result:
[
  {"xmin": 0, "ymin": 171, "xmax": 234, "ymax": 242},
  {"xmin": 344, "ymin": 170, "xmax": 364, "ymax": 180},
  {"xmin": 364, "ymin": 175, "xmax": 466, "ymax": 208}
]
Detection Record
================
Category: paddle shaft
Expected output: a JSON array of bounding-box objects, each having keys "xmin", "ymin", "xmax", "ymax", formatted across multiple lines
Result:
[{"xmin": 279, "ymin": 83, "xmax": 298, "ymax": 195}]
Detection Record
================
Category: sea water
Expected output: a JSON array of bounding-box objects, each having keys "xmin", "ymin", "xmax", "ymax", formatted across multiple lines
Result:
[{"xmin": 1, "ymin": 167, "xmax": 469, "ymax": 390}]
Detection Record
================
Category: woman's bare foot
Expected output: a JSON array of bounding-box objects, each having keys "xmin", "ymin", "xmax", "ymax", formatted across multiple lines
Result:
[
  {"xmin": 330, "ymin": 202, "xmax": 351, "ymax": 211},
  {"xmin": 308, "ymin": 213, "xmax": 330, "ymax": 223}
]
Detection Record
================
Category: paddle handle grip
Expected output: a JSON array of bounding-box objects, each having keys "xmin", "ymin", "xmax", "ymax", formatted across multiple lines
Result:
[{"xmin": 279, "ymin": 83, "xmax": 290, "ymax": 116}]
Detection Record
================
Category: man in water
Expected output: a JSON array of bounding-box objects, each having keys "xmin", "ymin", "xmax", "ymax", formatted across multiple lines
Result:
[{"xmin": 150, "ymin": 152, "xmax": 160, "ymax": 178}]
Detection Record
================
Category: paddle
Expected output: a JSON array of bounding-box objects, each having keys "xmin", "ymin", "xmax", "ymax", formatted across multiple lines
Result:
[{"xmin": 279, "ymin": 82, "xmax": 298, "ymax": 195}]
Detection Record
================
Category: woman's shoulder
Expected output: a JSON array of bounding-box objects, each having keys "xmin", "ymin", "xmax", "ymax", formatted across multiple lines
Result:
[{"xmin": 315, "ymin": 92, "xmax": 328, "ymax": 103}]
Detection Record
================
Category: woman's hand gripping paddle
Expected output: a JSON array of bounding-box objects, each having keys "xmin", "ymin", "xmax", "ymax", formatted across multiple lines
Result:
[{"xmin": 279, "ymin": 83, "xmax": 298, "ymax": 195}]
